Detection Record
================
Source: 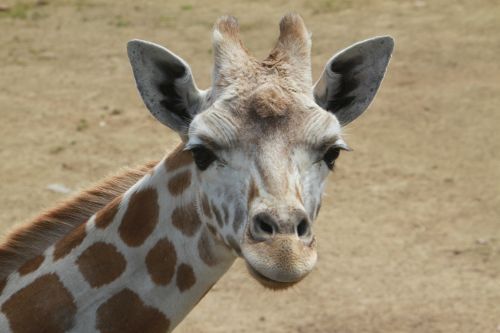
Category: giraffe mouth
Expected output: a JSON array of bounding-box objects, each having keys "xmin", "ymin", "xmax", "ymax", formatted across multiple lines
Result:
[
  {"xmin": 241, "ymin": 233, "xmax": 317, "ymax": 290},
  {"xmin": 246, "ymin": 263, "xmax": 302, "ymax": 290}
]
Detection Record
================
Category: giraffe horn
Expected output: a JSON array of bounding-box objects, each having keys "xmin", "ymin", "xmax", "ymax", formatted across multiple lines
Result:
[
  {"xmin": 266, "ymin": 13, "xmax": 312, "ymax": 90},
  {"xmin": 212, "ymin": 16, "xmax": 250, "ymax": 85}
]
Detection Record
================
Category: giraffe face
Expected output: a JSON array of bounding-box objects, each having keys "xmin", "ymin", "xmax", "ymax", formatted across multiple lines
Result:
[
  {"xmin": 186, "ymin": 88, "xmax": 347, "ymax": 288},
  {"xmin": 128, "ymin": 14, "xmax": 393, "ymax": 289}
]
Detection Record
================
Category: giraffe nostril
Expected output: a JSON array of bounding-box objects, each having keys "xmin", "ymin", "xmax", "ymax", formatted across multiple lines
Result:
[
  {"xmin": 250, "ymin": 213, "xmax": 277, "ymax": 241},
  {"xmin": 296, "ymin": 219, "xmax": 310, "ymax": 238},
  {"xmin": 255, "ymin": 216, "xmax": 274, "ymax": 235}
]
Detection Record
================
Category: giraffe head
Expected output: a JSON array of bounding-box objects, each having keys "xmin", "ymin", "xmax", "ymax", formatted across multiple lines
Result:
[{"xmin": 128, "ymin": 14, "xmax": 393, "ymax": 289}]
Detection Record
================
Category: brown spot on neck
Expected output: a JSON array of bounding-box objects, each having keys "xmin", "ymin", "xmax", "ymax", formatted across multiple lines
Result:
[
  {"xmin": 119, "ymin": 188, "xmax": 159, "ymax": 247},
  {"xmin": 18, "ymin": 255, "xmax": 44, "ymax": 276},
  {"xmin": 146, "ymin": 238, "xmax": 177, "ymax": 286},
  {"xmin": 171, "ymin": 203, "xmax": 202, "ymax": 237},
  {"xmin": 167, "ymin": 170, "xmax": 192, "ymax": 196},
  {"xmin": 53, "ymin": 223, "xmax": 87, "ymax": 261},
  {"xmin": 2, "ymin": 273, "xmax": 77, "ymax": 333},
  {"xmin": 176, "ymin": 263, "xmax": 196, "ymax": 292},
  {"xmin": 76, "ymin": 242, "xmax": 126, "ymax": 288},
  {"xmin": 164, "ymin": 144, "xmax": 193, "ymax": 172},
  {"xmin": 95, "ymin": 195, "xmax": 122, "ymax": 229},
  {"xmin": 96, "ymin": 288, "xmax": 170, "ymax": 333}
]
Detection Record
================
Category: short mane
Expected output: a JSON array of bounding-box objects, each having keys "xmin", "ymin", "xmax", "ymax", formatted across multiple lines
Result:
[{"xmin": 0, "ymin": 160, "xmax": 158, "ymax": 281}]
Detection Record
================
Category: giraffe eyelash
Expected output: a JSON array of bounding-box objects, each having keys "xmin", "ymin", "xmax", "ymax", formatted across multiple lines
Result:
[{"xmin": 188, "ymin": 145, "xmax": 218, "ymax": 171}]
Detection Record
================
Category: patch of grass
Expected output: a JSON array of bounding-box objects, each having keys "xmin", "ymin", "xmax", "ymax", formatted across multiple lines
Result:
[
  {"xmin": 156, "ymin": 14, "xmax": 175, "ymax": 28},
  {"xmin": 110, "ymin": 15, "xmax": 130, "ymax": 28},
  {"xmin": 311, "ymin": 0, "xmax": 354, "ymax": 14},
  {"xmin": 49, "ymin": 146, "xmax": 65, "ymax": 154},
  {"xmin": 0, "ymin": 2, "xmax": 50, "ymax": 20},
  {"xmin": 0, "ymin": 3, "xmax": 31, "ymax": 19},
  {"xmin": 180, "ymin": 4, "xmax": 193, "ymax": 11},
  {"xmin": 30, "ymin": 10, "xmax": 48, "ymax": 20},
  {"xmin": 28, "ymin": 47, "xmax": 44, "ymax": 55},
  {"xmin": 11, "ymin": 59, "xmax": 27, "ymax": 66},
  {"xmin": 76, "ymin": 119, "xmax": 89, "ymax": 131},
  {"xmin": 110, "ymin": 108, "xmax": 123, "ymax": 116},
  {"xmin": 75, "ymin": 0, "xmax": 99, "ymax": 11}
]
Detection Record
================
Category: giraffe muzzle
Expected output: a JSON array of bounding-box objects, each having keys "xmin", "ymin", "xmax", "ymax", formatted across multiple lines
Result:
[{"xmin": 241, "ymin": 229, "xmax": 317, "ymax": 289}]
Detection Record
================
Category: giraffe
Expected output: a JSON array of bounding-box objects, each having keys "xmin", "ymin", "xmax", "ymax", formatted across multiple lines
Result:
[{"xmin": 0, "ymin": 13, "xmax": 393, "ymax": 333}]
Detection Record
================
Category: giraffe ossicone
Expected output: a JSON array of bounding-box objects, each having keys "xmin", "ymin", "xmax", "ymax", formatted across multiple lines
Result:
[{"xmin": 0, "ymin": 13, "xmax": 393, "ymax": 332}]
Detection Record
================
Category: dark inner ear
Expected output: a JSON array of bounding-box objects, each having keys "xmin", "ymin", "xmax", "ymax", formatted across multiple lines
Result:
[
  {"xmin": 155, "ymin": 60, "xmax": 191, "ymax": 125},
  {"xmin": 128, "ymin": 40, "xmax": 204, "ymax": 133},
  {"xmin": 325, "ymin": 55, "xmax": 363, "ymax": 112},
  {"xmin": 314, "ymin": 36, "xmax": 394, "ymax": 126}
]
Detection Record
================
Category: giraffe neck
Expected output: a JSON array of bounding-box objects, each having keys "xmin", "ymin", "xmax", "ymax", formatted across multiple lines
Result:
[{"xmin": 0, "ymin": 145, "xmax": 236, "ymax": 333}]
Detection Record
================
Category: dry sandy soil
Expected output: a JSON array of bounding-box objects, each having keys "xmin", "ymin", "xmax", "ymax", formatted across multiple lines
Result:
[{"xmin": 1, "ymin": 0, "xmax": 499, "ymax": 332}]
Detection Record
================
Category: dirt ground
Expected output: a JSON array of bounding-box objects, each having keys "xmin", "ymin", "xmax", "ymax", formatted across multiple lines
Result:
[{"xmin": 1, "ymin": 0, "xmax": 499, "ymax": 332}]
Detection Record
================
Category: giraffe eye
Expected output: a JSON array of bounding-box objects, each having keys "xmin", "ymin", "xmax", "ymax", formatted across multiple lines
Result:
[
  {"xmin": 190, "ymin": 146, "xmax": 217, "ymax": 171},
  {"xmin": 323, "ymin": 147, "xmax": 341, "ymax": 170}
]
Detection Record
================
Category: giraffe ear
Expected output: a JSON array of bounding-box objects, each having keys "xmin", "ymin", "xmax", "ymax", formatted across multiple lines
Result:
[
  {"xmin": 127, "ymin": 40, "xmax": 205, "ymax": 133},
  {"xmin": 313, "ymin": 36, "xmax": 394, "ymax": 126}
]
